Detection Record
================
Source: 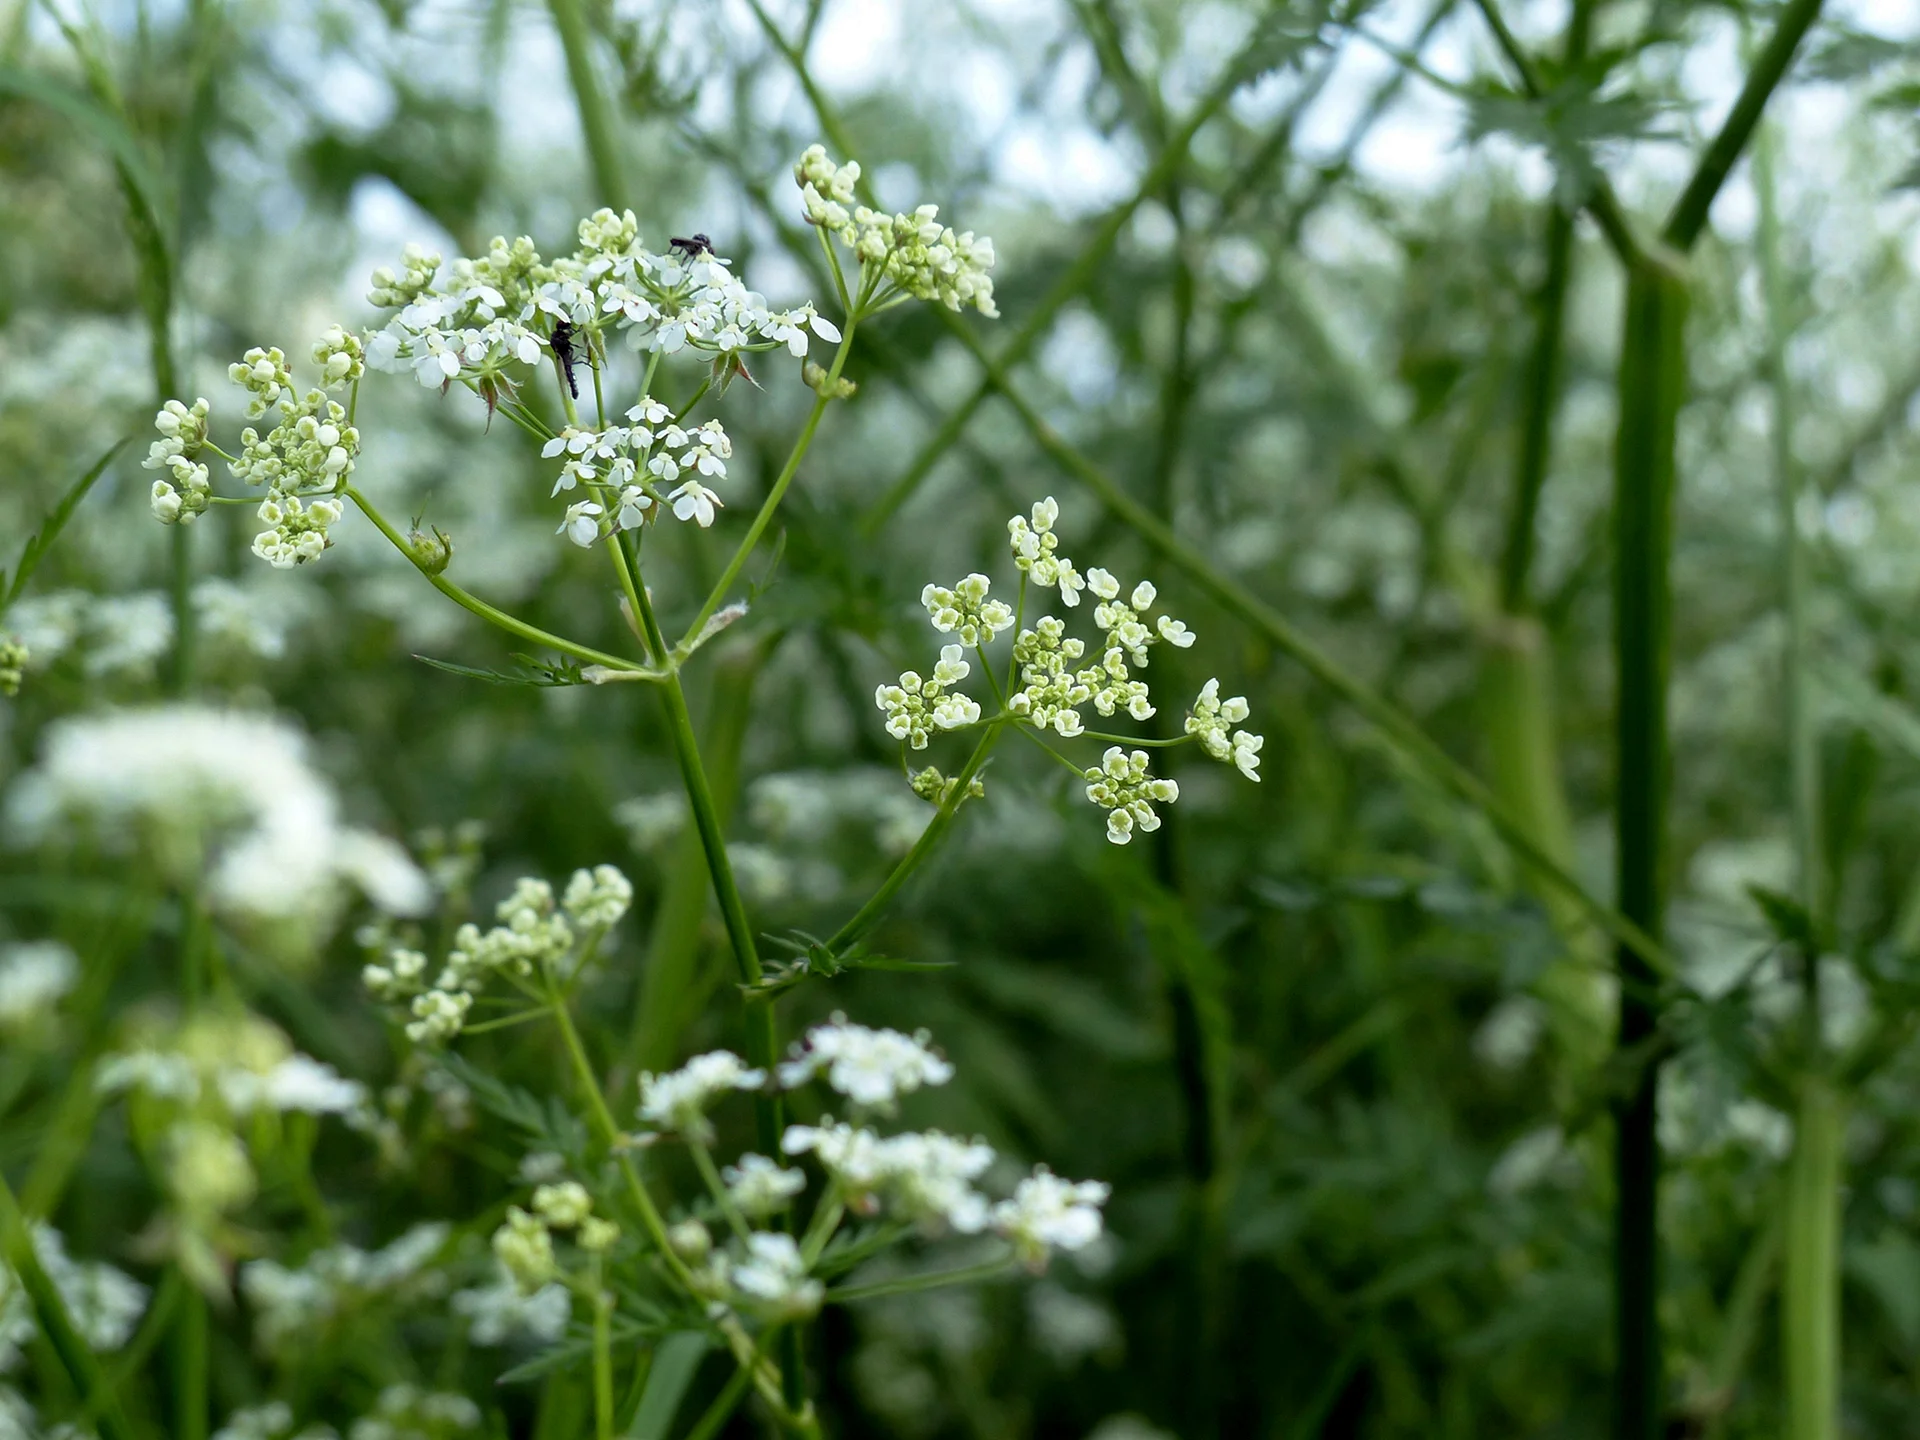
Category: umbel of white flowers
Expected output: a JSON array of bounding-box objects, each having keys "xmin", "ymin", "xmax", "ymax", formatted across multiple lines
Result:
[
  {"xmin": 138, "ymin": 145, "xmax": 995, "ymax": 567},
  {"xmin": 875, "ymin": 496, "xmax": 1265, "ymax": 843}
]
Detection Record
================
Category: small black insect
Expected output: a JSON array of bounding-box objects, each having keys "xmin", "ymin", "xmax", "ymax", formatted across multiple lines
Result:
[
  {"xmin": 669, "ymin": 233, "xmax": 714, "ymax": 258},
  {"xmin": 550, "ymin": 318, "xmax": 581, "ymax": 400}
]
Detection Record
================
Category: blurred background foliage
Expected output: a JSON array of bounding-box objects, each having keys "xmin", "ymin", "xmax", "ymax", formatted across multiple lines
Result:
[{"xmin": 5, "ymin": 0, "xmax": 1920, "ymax": 1435}]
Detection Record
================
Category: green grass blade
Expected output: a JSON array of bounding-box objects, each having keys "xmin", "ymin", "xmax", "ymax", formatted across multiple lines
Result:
[{"xmin": 1, "ymin": 440, "xmax": 126, "ymax": 616}]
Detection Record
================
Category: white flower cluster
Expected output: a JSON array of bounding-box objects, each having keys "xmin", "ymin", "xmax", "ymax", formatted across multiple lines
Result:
[
  {"xmin": 690, "ymin": 1230, "xmax": 823, "ymax": 1321},
  {"xmin": 1083, "ymin": 747, "xmax": 1181, "ymax": 846},
  {"xmin": 1185, "ymin": 678, "xmax": 1263, "ymax": 781},
  {"xmin": 0, "ymin": 1225, "xmax": 148, "ymax": 1374},
  {"xmin": 143, "ymin": 396, "xmax": 213, "ymax": 525},
  {"xmin": 222, "ymin": 340, "xmax": 364, "ymax": 568},
  {"xmin": 364, "ymin": 866, "xmax": 628, "ymax": 1043},
  {"xmin": 364, "ymin": 209, "xmax": 839, "ymax": 400},
  {"xmin": 795, "ymin": 145, "xmax": 998, "ymax": 317},
  {"xmin": 2, "ymin": 580, "xmax": 289, "ymax": 685},
  {"xmin": 212, "ymin": 1400, "xmax": 338, "ymax": 1440},
  {"xmin": 874, "ymin": 644, "xmax": 982, "ymax": 749},
  {"xmin": 876, "ymin": 497, "xmax": 1262, "ymax": 842},
  {"xmin": 491, "ymin": 1180, "xmax": 618, "ymax": 1293},
  {"xmin": 777, "ymin": 1016, "xmax": 955, "ymax": 1110},
  {"xmin": 239, "ymin": 1224, "xmax": 449, "ymax": 1353},
  {"xmin": 3, "ymin": 706, "xmax": 432, "ymax": 940},
  {"xmin": 347, "ymin": 1385, "xmax": 481, "ymax": 1440},
  {"xmin": 449, "ymin": 1264, "xmax": 570, "ymax": 1346},
  {"xmin": 0, "ymin": 940, "xmax": 77, "ymax": 1029},
  {"xmin": 544, "ymin": 401, "xmax": 732, "ymax": 545},
  {"xmin": 637, "ymin": 1050, "xmax": 767, "ymax": 1142},
  {"xmin": 633, "ymin": 1017, "xmax": 1106, "ymax": 1322}
]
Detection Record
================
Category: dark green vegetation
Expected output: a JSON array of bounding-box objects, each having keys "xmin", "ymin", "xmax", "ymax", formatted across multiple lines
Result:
[{"xmin": 6, "ymin": 0, "xmax": 1920, "ymax": 1436}]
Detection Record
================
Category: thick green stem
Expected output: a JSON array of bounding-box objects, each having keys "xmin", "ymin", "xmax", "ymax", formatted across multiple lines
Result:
[
  {"xmin": 1782, "ymin": 1077, "xmax": 1843, "ymax": 1440},
  {"xmin": 1661, "ymin": 0, "xmax": 1827, "ymax": 251},
  {"xmin": 173, "ymin": 1289, "xmax": 209, "ymax": 1440},
  {"xmin": 624, "ymin": 576, "xmax": 782, "ymax": 1160},
  {"xmin": 1610, "ymin": 263, "xmax": 1689, "ymax": 1440},
  {"xmin": 592, "ymin": 1280, "xmax": 614, "ymax": 1440},
  {"xmin": 1499, "ymin": 201, "xmax": 1577, "ymax": 613},
  {"xmin": 547, "ymin": 0, "xmax": 628, "ymax": 209},
  {"xmin": 626, "ymin": 646, "xmax": 763, "ymax": 1078}
]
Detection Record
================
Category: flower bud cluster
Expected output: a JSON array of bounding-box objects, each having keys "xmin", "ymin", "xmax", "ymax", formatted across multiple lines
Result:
[
  {"xmin": 145, "ymin": 397, "xmax": 214, "ymax": 526},
  {"xmin": 874, "ymin": 644, "xmax": 982, "ymax": 749},
  {"xmin": 795, "ymin": 145, "xmax": 997, "ymax": 316},
  {"xmin": 492, "ymin": 1180, "xmax": 619, "ymax": 1293},
  {"xmin": 0, "ymin": 636, "xmax": 26, "ymax": 697},
  {"xmin": 364, "ymin": 866, "xmax": 628, "ymax": 1044},
  {"xmin": 909, "ymin": 765, "xmax": 985, "ymax": 807}
]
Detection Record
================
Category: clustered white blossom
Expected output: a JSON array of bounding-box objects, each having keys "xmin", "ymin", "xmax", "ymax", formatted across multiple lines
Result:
[
  {"xmin": 776, "ymin": 1016, "xmax": 955, "ymax": 1109},
  {"xmin": 1, "ymin": 580, "xmax": 290, "ymax": 687},
  {"xmin": 875, "ymin": 498, "xmax": 1263, "ymax": 842},
  {"xmin": 239, "ymin": 1224, "xmax": 449, "ymax": 1353},
  {"xmin": 211, "ymin": 1400, "xmax": 338, "ymax": 1440},
  {"xmin": 631, "ymin": 1017, "xmax": 1105, "ymax": 1325},
  {"xmin": 796, "ymin": 145, "xmax": 998, "ymax": 316},
  {"xmin": 449, "ymin": 1265, "xmax": 570, "ymax": 1347},
  {"xmin": 2, "ymin": 706, "xmax": 432, "ymax": 941},
  {"xmin": 1185, "ymin": 677, "xmax": 1263, "ymax": 781},
  {"xmin": 143, "ymin": 396, "xmax": 212, "ymax": 525},
  {"xmin": 874, "ymin": 644, "xmax": 982, "ymax": 750},
  {"xmin": 363, "ymin": 866, "xmax": 629, "ymax": 1043},
  {"xmin": 346, "ymin": 1385, "xmax": 481, "ymax": 1440},
  {"xmin": 543, "ymin": 402, "xmax": 733, "ymax": 545},
  {"xmin": 0, "ymin": 940, "xmax": 77, "ymax": 1029}
]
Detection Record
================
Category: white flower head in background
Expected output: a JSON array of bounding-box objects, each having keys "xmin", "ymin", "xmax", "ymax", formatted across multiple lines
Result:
[
  {"xmin": 0, "ymin": 940, "xmax": 78, "ymax": 1029},
  {"xmin": 2, "ymin": 707, "xmax": 432, "ymax": 953}
]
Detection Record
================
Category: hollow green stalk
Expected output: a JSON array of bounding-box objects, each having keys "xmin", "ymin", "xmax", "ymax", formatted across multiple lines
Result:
[
  {"xmin": 1610, "ymin": 261, "xmax": 1688, "ymax": 1440},
  {"xmin": 591, "ymin": 1269, "xmax": 614, "ymax": 1440},
  {"xmin": 1781, "ymin": 1076, "xmax": 1843, "ymax": 1440},
  {"xmin": 547, "ymin": 0, "xmax": 627, "ymax": 209}
]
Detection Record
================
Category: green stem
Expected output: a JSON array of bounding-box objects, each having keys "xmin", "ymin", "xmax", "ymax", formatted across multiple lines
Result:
[
  {"xmin": 1781, "ymin": 1076, "xmax": 1843, "ymax": 1440},
  {"xmin": 682, "ymin": 1361, "xmax": 755, "ymax": 1440},
  {"xmin": 592, "ymin": 1278, "xmax": 614, "ymax": 1440},
  {"xmin": 1661, "ymin": 0, "xmax": 1827, "ymax": 252},
  {"xmin": 825, "ymin": 725, "xmax": 1002, "ymax": 955},
  {"xmin": 547, "ymin": 995, "xmax": 693, "ymax": 1289},
  {"xmin": 827, "ymin": 1256, "xmax": 1013, "ymax": 1304},
  {"xmin": 677, "ymin": 323, "xmax": 858, "ymax": 652},
  {"xmin": 624, "ymin": 574, "xmax": 782, "ymax": 1159},
  {"xmin": 173, "ymin": 1289, "xmax": 208, "ymax": 1440},
  {"xmin": 0, "ymin": 1169, "xmax": 140, "ymax": 1440},
  {"xmin": 1610, "ymin": 263, "xmax": 1689, "ymax": 1440},
  {"xmin": 546, "ymin": 0, "xmax": 628, "ymax": 209},
  {"xmin": 345, "ymin": 485, "xmax": 646, "ymax": 673}
]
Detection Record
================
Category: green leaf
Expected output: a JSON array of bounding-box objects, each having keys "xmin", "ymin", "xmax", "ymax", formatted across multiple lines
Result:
[
  {"xmin": 625, "ymin": 1331, "xmax": 710, "ymax": 1439},
  {"xmin": 413, "ymin": 652, "xmax": 590, "ymax": 687},
  {"xmin": 1745, "ymin": 883, "xmax": 1821, "ymax": 954},
  {"xmin": 1, "ymin": 441, "xmax": 126, "ymax": 616}
]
